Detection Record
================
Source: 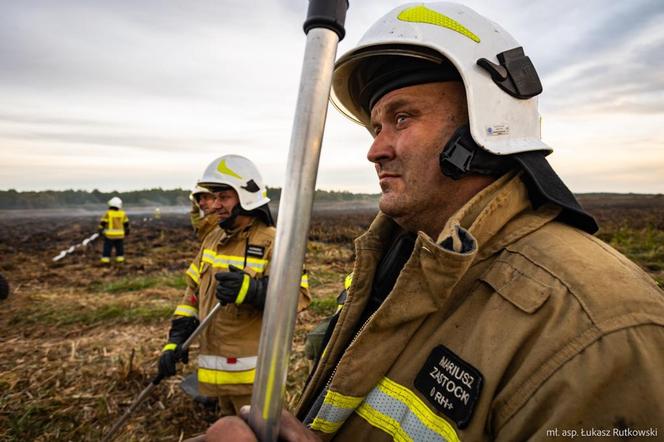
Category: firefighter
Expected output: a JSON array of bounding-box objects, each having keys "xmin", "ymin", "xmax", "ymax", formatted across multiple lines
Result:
[
  {"xmin": 158, "ymin": 155, "xmax": 311, "ymax": 417},
  {"xmin": 202, "ymin": 2, "xmax": 664, "ymax": 441},
  {"xmin": 99, "ymin": 196, "xmax": 129, "ymax": 264},
  {"xmin": 189, "ymin": 185, "xmax": 220, "ymax": 241}
]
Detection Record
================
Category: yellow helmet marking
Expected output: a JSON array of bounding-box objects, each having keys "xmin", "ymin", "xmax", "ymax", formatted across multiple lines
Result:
[
  {"xmin": 217, "ymin": 159, "xmax": 243, "ymax": 179},
  {"xmin": 398, "ymin": 5, "xmax": 480, "ymax": 43}
]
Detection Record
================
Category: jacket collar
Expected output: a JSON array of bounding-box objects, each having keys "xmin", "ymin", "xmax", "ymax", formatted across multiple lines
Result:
[
  {"xmin": 357, "ymin": 172, "xmax": 561, "ymax": 312},
  {"xmin": 304, "ymin": 173, "xmax": 562, "ymax": 404},
  {"xmin": 220, "ymin": 217, "xmax": 258, "ymax": 239}
]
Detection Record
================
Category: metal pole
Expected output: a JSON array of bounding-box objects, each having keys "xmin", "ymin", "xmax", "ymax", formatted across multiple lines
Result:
[
  {"xmin": 101, "ymin": 303, "xmax": 223, "ymax": 442},
  {"xmin": 100, "ymin": 381, "xmax": 158, "ymax": 442},
  {"xmin": 248, "ymin": 1, "xmax": 347, "ymax": 440}
]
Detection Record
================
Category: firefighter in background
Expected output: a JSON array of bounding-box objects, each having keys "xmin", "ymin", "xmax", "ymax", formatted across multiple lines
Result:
[
  {"xmin": 99, "ymin": 196, "xmax": 129, "ymax": 264},
  {"xmin": 158, "ymin": 155, "xmax": 310, "ymax": 417},
  {"xmin": 189, "ymin": 185, "xmax": 220, "ymax": 241}
]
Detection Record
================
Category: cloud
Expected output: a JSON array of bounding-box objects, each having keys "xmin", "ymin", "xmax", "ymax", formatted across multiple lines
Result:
[
  {"xmin": 537, "ymin": 1, "xmax": 664, "ymax": 114},
  {"xmin": 0, "ymin": 0, "xmax": 662, "ymax": 193}
]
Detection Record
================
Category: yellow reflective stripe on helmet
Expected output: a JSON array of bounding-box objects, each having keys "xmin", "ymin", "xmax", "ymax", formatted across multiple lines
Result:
[
  {"xmin": 198, "ymin": 367, "xmax": 255, "ymax": 385},
  {"xmin": 174, "ymin": 304, "xmax": 198, "ymax": 318},
  {"xmin": 235, "ymin": 273, "xmax": 251, "ymax": 304},
  {"xmin": 217, "ymin": 158, "xmax": 243, "ymax": 179},
  {"xmin": 344, "ymin": 272, "xmax": 353, "ymax": 290},
  {"xmin": 186, "ymin": 263, "xmax": 200, "ymax": 285},
  {"xmin": 398, "ymin": 5, "xmax": 480, "ymax": 43},
  {"xmin": 300, "ymin": 273, "xmax": 309, "ymax": 289},
  {"xmin": 357, "ymin": 377, "xmax": 460, "ymax": 442},
  {"xmin": 163, "ymin": 343, "xmax": 177, "ymax": 352},
  {"xmin": 310, "ymin": 389, "xmax": 364, "ymax": 434},
  {"xmin": 202, "ymin": 249, "xmax": 268, "ymax": 273}
]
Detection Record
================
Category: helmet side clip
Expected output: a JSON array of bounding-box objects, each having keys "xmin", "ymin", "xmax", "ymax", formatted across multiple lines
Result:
[
  {"xmin": 439, "ymin": 128, "xmax": 476, "ymax": 180},
  {"xmin": 477, "ymin": 47, "xmax": 542, "ymax": 99}
]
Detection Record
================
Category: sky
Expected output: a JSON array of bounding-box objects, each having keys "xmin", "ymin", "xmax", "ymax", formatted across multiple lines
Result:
[{"xmin": 1, "ymin": 0, "xmax": 662, "ymax": 194}]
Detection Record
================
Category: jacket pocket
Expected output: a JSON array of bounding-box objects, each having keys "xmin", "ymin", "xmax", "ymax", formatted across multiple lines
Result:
[{"xmin": 480, "ymin": 252, "xmax": 562, "ymax": 314}]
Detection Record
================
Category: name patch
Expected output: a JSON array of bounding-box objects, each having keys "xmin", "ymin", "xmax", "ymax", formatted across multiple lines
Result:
[
  {"xmin": 414, "ymin": 345, "xmax": 483, "ymax": 429},
  {"xmin": 246, "ymin": 244, "xmax": 265, "ymax": 258}
]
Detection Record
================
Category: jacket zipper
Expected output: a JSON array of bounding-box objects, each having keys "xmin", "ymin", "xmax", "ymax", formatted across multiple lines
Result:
[{"xmin": 322, "ymin": 309, "xmax": 378, "ymax": 393}]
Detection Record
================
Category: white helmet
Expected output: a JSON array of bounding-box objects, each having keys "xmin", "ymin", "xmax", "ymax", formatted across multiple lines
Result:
[
  {"xmin": 197, "ymin": 155, "xmax": 270, "ymax": 211},
  {"xmin": 108, "ymin": 196, "xmax": 123, "ymax": 209},
  {"xmin": 189, "ymin": 184, "xmax": 212, "ymax": 203},
  {"xmin": 331, "ymin": 2, "xmax": 549, "ymax": 155}
]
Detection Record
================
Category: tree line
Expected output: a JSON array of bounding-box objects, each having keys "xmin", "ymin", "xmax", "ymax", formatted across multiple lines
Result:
[{"xmin": 0, "ymin": 188, "xmax": 378, "ymax": 209}]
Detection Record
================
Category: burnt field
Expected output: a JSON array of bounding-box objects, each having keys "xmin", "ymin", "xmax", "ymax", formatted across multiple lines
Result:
[{"xmin": 0, "ymin": 197, "xmax": 663, "ymax": 441}]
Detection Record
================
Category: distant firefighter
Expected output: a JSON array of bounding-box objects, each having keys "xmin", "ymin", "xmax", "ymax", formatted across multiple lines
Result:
[{"xmin": 99, "ymin": 196, "xmax": 129, "ymax": 264}]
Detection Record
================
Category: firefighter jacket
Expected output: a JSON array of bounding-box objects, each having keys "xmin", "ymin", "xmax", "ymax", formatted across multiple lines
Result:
[
  {"xmin": 174, "ymin": 218, "xmax": 311, "ymax": 397},
  {"xmin": 99, "ymin": 209, "xmax": 129, "ymax": 239},
  {"xmin": 297, "ymin": 172, "xmax": 664, "ymax": 441},
  {"xmin": 189, "ymin": 203, "xmax": 221, "ymax": 241}
]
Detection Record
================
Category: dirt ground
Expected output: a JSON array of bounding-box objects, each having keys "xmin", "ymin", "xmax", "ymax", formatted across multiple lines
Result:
[
  {"xmin": 0, "ymin": 209, "xmax": 369, "ymax": 441},
  {"xmin": 0, "ymin": 198, "xmax": 662, "ymax": 441}
]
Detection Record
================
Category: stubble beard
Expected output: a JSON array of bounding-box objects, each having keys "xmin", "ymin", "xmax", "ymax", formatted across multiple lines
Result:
[{"xmin": 378, "ymin": 184, "xmax": 419, "ymax": 231}]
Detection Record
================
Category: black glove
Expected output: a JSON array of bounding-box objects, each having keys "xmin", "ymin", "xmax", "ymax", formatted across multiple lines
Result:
[
  {"xmin": 158, "ymin": 316, "xmax": 199, "ymax": 379},
  {"xmin": 215, "ymin": 266, "xmax": 268, "ymax": 309}
]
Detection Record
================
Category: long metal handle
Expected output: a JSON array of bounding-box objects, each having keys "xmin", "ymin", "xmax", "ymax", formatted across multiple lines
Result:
[
  {"xmin": 101, "ymin": 302, "xmax": 223, "ymax": 442},
  {"xmin": 247, "ymin": 26, "xmax": 341, "ymax": 442},
  {"xmin": 181, "ymin": 302, "xmax": 223, "ymax": 351},
  {"xmin": 100, "ymin": 381, "xmax": 158, "ymax": 442}
]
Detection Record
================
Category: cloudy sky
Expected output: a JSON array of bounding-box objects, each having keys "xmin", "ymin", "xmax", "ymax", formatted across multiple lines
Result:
[{"xmin": 1, "ymin": 0, "xmax": 662, "ymax": 194}]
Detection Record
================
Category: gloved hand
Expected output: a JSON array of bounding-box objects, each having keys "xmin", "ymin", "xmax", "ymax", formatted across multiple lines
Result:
[
  {"xmin": 158, "ymin": 346, "xmax": 181, "ymax": 378},
  {"xmin": 215, "ymin": 266, "xmax": 268, "ymax": 309},
  {"xmin": 157, "ymin": 316, "xmax": 199, "ymax": 379}
]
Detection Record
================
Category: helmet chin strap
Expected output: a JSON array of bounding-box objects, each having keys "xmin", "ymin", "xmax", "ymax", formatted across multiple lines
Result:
[
  {"xmin": 439, "ymin": 125, "xmax": 515, "ymax": 180},
  {"xmin": 219, "ymin": 205, "xmax": 241, "ymax": 230}
]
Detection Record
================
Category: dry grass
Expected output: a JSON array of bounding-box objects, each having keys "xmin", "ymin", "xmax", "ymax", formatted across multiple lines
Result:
[
  {"xmin": 1, "ymin": 200, "xmax": 662, "ymax": 440},
  {"xmin": 0, "ymin": 212, "xmax": 361, "ymax": 441}
]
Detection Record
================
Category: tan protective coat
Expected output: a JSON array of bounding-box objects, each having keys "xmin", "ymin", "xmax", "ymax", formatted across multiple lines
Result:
[
  {"xmin": 297, "ymin": 173, "xmax": 664, "ymax": 441},
  {"xmin": 189, "ymin": 203, "xmax": 220, "ymax": 241},
  {"xmin": 178, "ymin": 219, "xmax": 310, "ymax": 397}
]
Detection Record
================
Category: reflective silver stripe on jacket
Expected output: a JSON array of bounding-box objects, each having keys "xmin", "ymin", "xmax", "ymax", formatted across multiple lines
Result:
[
  {"xmin": 201, "ymin": 249, "xmax": 268, "ymax": 273},
  {"xmin": 198, "ymin": 355, "xmax": 257, "ymax": 371},
  {"xmin": 311, "ymin": 377, "xmax": 460, "ymax": 441}
]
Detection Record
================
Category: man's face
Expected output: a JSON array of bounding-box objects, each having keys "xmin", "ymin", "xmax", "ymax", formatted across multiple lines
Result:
[
  {"xmin": 208, "ymin": 189, "xmax": 240, "ymax": 220},
  {"xmin": 197, "ymin": 193, "xmax": 215, "ymax": 215},
  {"xmin": 368, "ymin": 82, "xmax": 468, "ymax": 229}
]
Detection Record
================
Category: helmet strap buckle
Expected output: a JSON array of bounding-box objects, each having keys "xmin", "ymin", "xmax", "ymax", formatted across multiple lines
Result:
[{"xmin": 440, "ymin": 131, "xmax": 475, "ymax": 180}]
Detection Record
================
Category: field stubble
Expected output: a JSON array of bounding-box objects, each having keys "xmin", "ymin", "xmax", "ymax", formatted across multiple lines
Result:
[{"xmin": 0, "ymin": 199, "xmax": 662, "ymax": 441}]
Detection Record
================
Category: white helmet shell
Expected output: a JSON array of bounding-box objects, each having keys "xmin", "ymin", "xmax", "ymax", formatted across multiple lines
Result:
[
  {"xmin": 108, "ymin": 196, "xmax": 123, "ymax": 209},
  {"xmin": 331, "ymin": 2, "xmax": 551, "ymax": 155},
  {"xmin": 198, "ymin": 155, "xmax": 270, "ymax": 211},
  {"xmin": 189, "ymin": 184, "xmax": 211, "ymax": 202}
]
